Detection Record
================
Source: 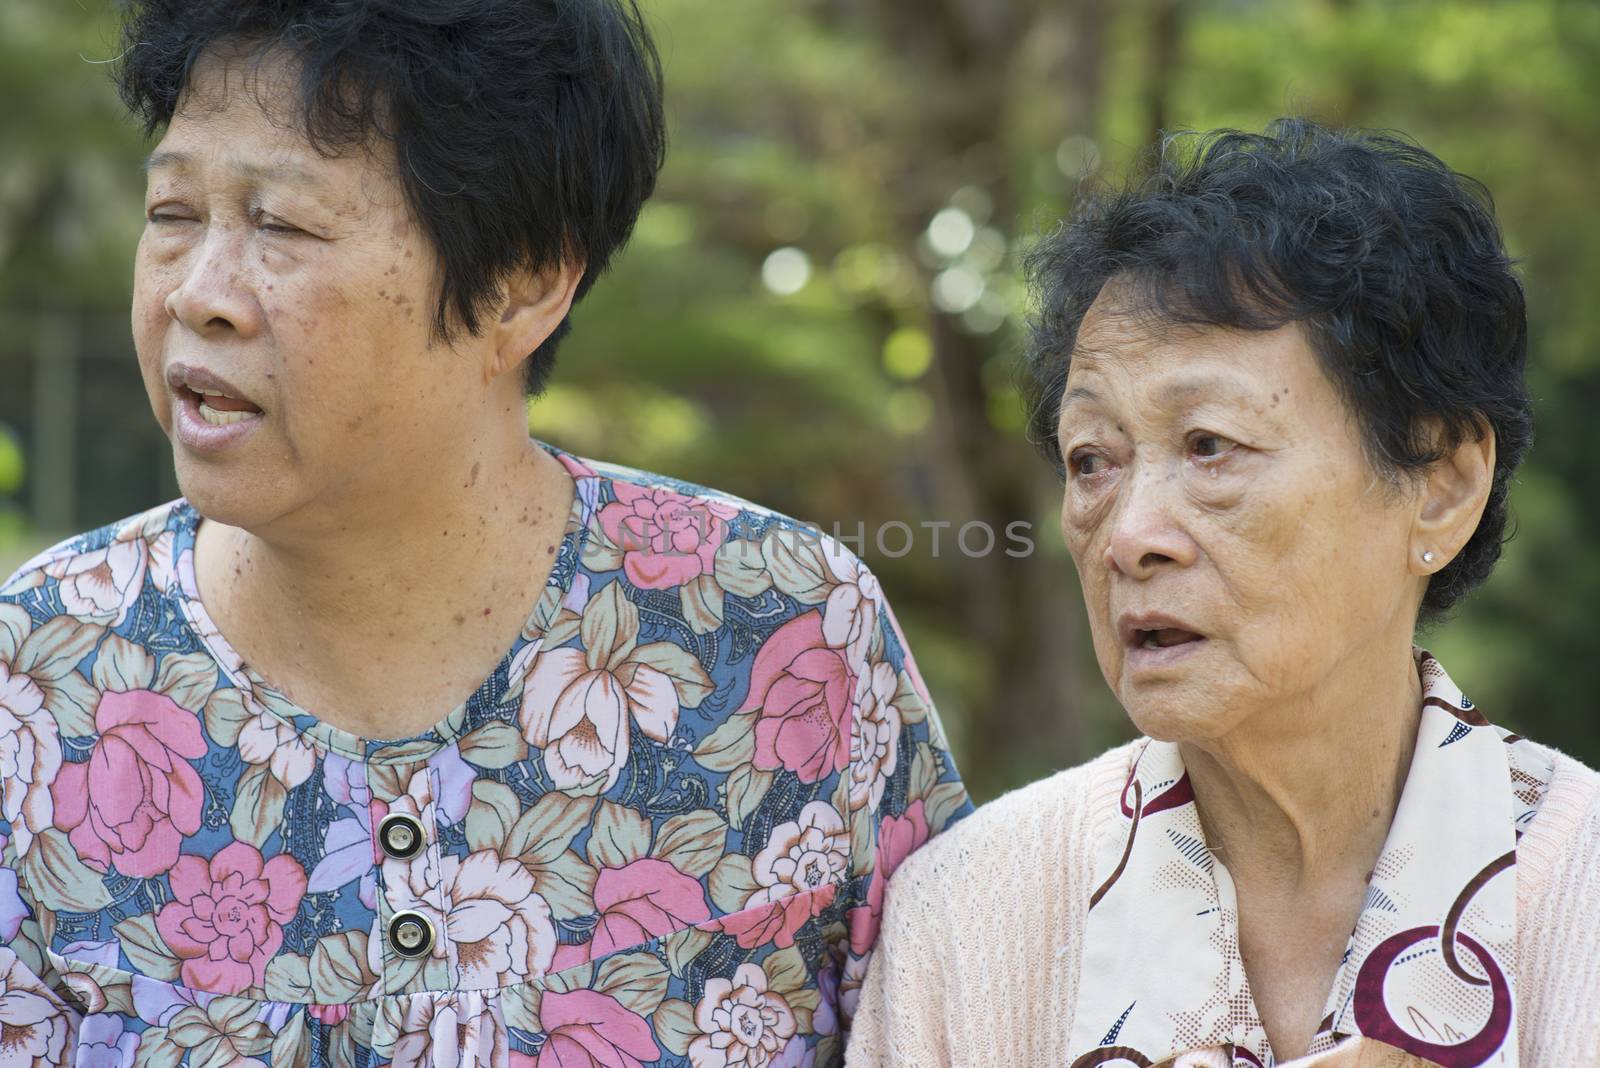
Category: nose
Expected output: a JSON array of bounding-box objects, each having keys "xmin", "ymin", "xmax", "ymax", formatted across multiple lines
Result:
[
  {"xmin": 1101, "ymin": 460, "xmax": 1199, "ymax": 579},
  {"xmin": 163, "ymin": 227, "xmax": 264, "ymax": 338}
]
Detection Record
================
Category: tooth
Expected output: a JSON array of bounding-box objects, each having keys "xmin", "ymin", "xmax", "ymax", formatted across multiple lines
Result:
[{"xmin": 197, "ymin": 398, "xmax": 260, "ymax": 426}]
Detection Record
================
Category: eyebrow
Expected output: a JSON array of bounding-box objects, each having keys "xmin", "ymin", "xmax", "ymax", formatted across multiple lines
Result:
[{"xmin": 143, "ymin": 150, "xmax": 325, "ymax": 189}]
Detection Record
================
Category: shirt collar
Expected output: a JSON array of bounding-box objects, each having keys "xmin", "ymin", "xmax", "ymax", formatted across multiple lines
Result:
[{"xmin": 1066, "ymin": 650, "xmax": 1551, "ymax": 1068}]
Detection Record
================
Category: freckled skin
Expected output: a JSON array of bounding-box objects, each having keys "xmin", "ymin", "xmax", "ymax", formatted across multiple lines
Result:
[
  {"xmin": 129, "ymin": 50, "xmax": 585, "ymax": 741},
  {"xmin": 1056, "ymin": 298, "xmax": 1423, "ymax": 746}
]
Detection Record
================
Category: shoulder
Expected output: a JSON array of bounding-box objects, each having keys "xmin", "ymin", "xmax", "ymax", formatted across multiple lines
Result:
[
  {"xmin": 1518, "ymin": 744, "xmax": 1600, "ymax": 910},
  {"xmin": 1, "ymin": 499, "xmax": 185, "ymax": 623},
  {"xmin": 1515, "ymin": 747, "xmax": 1600, "ymax": 1062},
  {"xmin": 883, "ymin": 742, "xmax": 1137, "ymax": 924}
]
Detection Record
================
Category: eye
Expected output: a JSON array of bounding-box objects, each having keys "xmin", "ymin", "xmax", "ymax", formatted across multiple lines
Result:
[
  {"xmin": 145, "ymin": 207, "xmax": 194, "ymax": 225},
  {"xmin": 257, "ymin": 215, "xmax": 303, "ymax": 235},
  {"xmin": 1068, "ymin": 448, "xmax": 1111, "ymax": 479},
  {"xmin": 1189, "ymin": 432, "xmax": 1237, "ymax": 460}
]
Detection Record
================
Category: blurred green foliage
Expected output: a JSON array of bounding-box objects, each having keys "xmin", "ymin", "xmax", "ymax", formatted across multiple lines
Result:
[{"xmin": 2, "ymin": 0, "xmax": 1597, "ymax": 798}]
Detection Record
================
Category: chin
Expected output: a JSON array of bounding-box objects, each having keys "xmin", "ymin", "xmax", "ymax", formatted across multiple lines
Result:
[
  {"xmin": 1116, "ymin": 677, "xmax": 1241, "ymax": 744},
  {"xmin": 173, "ymin": 463, "xmax": 283, "ymax": 531}
]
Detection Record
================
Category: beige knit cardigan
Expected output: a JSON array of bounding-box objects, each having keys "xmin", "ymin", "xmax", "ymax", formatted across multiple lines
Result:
[{"xmin": 845, "ymin": 741, "xmax": 1600, "ymax": 1066}]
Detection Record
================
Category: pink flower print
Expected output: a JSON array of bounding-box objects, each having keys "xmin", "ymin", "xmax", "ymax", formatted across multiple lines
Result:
[
  {"xmin": 847, "ymin": 800, "xmax": 930, "ymax": 955},
  {"xmin": 52, "ymin": 689, "xmax": 207, "ymax": 878},
  {"xmin": 0, "ymin": 662, "xmax": 60, "ymax": 857},
  {"xmin": 155, "ymin": 842, "xmax": 307, "ymax": 994},
  {"xmin": 0, "ymin": 948, "xmax": 72, "ymax": 1067},
  {"xmin": 44, "ymin": 538, "xmax": 148, "ymax": 627},
  {"xmin": 537, "ymin": 989, "xmax": 661, "ymax": 1068},
  {"xmin": 689, "ymin": 962, "xmax": 797, "ymax": 1068},
  {"xmin": 743, "ymin": 613, "xmax": 855, "ymax": 783},
  {"xmin": 307, "ymin": 1003, "xmax": 350, "ymax": 1026},
  {"xmin": 584, "ymin": 858, "xmax": 712, "ymax": 960},
  {"xmin": 598, "ymin": 484, "xmax": 737, "ymax": 590},
  {"xmin": 847, "ymin": 662, "xmax": 901, "ymax": 814},
  {"xmin": 710, "ymin": 802, "xmax": 845, "ymax": 950}
]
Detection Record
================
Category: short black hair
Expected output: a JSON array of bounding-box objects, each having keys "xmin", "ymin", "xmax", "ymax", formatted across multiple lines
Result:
[
  {"xmin": 1024, "ymin": 118, "xmax": 1531, "ymax": 624},
  {"xmin": 117, "ymin": 0, "xmax": 668, "ymax": 395}
]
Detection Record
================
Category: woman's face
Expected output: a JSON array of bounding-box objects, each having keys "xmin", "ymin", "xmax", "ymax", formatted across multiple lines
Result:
[
  {"xmin": 1056, "ymin": 294, "xmax": 1426, "ymax": 744},
  {"xmin": 133, "ymin": 51, "xmax": 499, "ymax": 534}
]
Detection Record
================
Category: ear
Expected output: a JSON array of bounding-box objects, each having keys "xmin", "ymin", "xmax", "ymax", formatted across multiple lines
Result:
[
  {"xmin": 484, "ymin": 256, "xmax": 586, "ymax": 384},
  {"xmin": 1410, "ymin": 423, "xmax": 1496, "ymax": 578}
]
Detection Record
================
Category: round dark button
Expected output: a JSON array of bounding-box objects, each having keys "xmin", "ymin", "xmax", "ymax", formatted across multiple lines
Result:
[
  {"xmin": 388, "ymin": 911, "xmax": 435, "ymax": 959},
  {"xmin": 378, "ymin": 813, "xmax": 425, "ymax": 860}
]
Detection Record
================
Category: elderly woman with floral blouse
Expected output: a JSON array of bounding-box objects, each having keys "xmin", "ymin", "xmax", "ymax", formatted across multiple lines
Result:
[
  {"xmin": 848, "ymin": 121, "xmax": 1600, "ymax": 1067},
  {"xmin": 0, "ymin": 2, "xmax": 970, "ymax": 1065}
]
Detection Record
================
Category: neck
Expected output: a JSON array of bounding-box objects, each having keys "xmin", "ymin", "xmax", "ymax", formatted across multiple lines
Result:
[
  {"xmin": 1182, "ymin": 639, "xmax": 1423, "ymax": 896},
  {"xmin": 199, "ymin": 430, "xmax": 573, "ymax": 653}
]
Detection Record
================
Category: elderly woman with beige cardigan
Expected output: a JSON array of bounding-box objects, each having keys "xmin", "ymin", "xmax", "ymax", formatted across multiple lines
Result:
[{"xmin": 847, "ymin": 120, "xmax": 1600, "ymax": 1067}]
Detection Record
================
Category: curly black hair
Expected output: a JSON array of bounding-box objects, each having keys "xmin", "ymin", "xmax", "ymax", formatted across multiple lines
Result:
[
  {"xmin": 1023, "ymin": 118, "xmax": 1531, "ymax": 625},
  {"xmin": 116, "ymin": 0, "xmax": 667, "ymax": 395}
]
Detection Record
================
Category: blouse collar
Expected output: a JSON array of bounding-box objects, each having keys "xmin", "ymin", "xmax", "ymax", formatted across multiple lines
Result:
[{"xmin": 1067, "ymin": 651, "xmax": 1552, "ymax": 1068}]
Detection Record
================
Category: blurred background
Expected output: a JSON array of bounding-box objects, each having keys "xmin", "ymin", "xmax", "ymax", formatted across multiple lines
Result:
[{"xmin": 3, "ymin": 0, "xmax": 1596, "ymax": 801}]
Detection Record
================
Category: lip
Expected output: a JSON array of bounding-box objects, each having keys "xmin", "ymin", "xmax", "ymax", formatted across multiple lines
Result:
[
  {"xmin": 1116, "ymin": 610, "xmax": 1209, "ymax": 674},
  {"xmin": 173, "ymin": 388, "xmax": 264, "ymax": 454},
  {"xmin": 164, "ymin": 362, "xmax": 261, "ymax": 407}
]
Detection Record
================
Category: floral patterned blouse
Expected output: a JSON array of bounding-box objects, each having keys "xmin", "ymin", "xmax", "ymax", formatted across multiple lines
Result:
[
  {"xmin": 0, "ymin": 443, "xmax": 971, "ymax": 1068},
  {"xmin": 1067, "ymin": 652, "xmax": 1553, "ymax": 1068}
]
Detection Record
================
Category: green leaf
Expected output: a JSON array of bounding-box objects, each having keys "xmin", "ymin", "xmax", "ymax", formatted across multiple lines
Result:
[
  {"xmin": 654, "ymin": 998, "xmax": 698, "ymax": 1057},
  {"xmin": 166, "ymin": 1006, "xmax": 213, "ymax": 1049},
  {"xmin": 678, "ymin": 575, "xmax": 726, "ymax": 636},
  {"xmin": 762, "ymin": 529, "xmax": 833, "ymax": 604},
  {"xmin": 594, "ymin": 951, "xmax": 670, "ymax": 1018},
  {"xmin": 714, "ymin": 539, "xmax": 772, "ymax": 599},
  {"xmin": 270, "ymin": 1011, "xmax": 311, "ymax": 1068},
  {"xmin": 505, "ymin": 792, "xmax": 596, "ymax": 864},
  {"xmin": 542, "ymin": 959, "xmax": 594, "ymax": 994},
  {"xmin": 132, "ymin": 1026, "xmax": 184, "ymax": 1068},
  {"xmin": 525, "ymin": 849, "xmax": 599, "ymax": 919},
  {"xmin": 457, "ymin": 721, "xmax": 528, "ymax": 769},
  {"xmin": 762, "ymin": 945, "xmax": 809, "ymax": 995},
  {"xmin": 692, "ymin": 709, "xmax": 757, "ymax": 773},
  {"xmin": 310, "ymin": 930, "xmax": 374, "ymax": 1002},
  {"xmin": 650, "ymin": 809, "xmax": 727, "ymax": 879},
  {"xmin": 666, "ymin": 927, "xmax": 715, "ymax": 978},
  {"xmin": 18, "ymin": 828, "xmax": 111, "ymax": 913},
  {"xmin": 263, "ymin": 952, "xmax": 313, "ymax": 1002},
  {"xmin": 230, "ymin": 763, "xmax": 288, "ymax": 849},
  {"xmin": 581, "ymin": 581, "xmax": 640, "ymax": 672},
  {"xmin": 587, "ymin": 800, "xmax": 652, "ymax": 869},
  {"xmin": 152, "ymin": 652, "xmax": 217, "ymax": 713},
  {"xmin": 202, "ymin": 687, "xmax": 251, "ymax": 749},
  {"xmin": 631, "ymin": 641, "xmax": 714, "ymax": 708},
  {"xmin": 725, "ymin": 765, "xmax": 774, "ymax": 833},
  {"xmin": 893, "ymin": 668, "xmax": 928, "ymax": 724},
  {"xmin": 14, "ymin": 617, "xmax": 103, "ymax": 682},
  {"xmin": 707, "ymin": 853, "xmax": 760, "ymax": 914},
  {"xmin": 0, "ymin": 602, "xmax": 31, "ymax": 663},
  {"xmin": 111, "ymin": 913, "xmax": 182, "ymax": 981},
  {"xmin": 89, "ymin": 632, "xmax": 156, "ymax": 692},
  {"xmin": 40, "ymin": 670, "xmax": 98, "ymax": 738},
  {"xmin": 908, "ymin": 741, "xmax": 939, "ymax": 801},
  {"xmin": 465, "ymin": 780, "xmax": 520, "ymax": 853},
  {"xmin": 923, "ymin": 780, "xmax": 970, "ymax": 834}
]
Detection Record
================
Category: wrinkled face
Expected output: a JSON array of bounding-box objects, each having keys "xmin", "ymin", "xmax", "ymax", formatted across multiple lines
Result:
[
  {"xmin": 1056, "ymin": 293, "xmax": 1424, "ymax": 744},
  {"xmin": 133, "ymin": 50, "xmax": 487, "ymax": 532}
]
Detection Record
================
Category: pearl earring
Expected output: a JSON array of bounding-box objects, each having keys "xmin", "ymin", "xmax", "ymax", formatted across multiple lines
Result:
[{"xmin": 1422, "ymin": 550, "xmax": 1436, "ymax": 565}]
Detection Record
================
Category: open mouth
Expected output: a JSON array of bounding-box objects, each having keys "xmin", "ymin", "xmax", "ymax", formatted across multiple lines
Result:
[
  {"xmin": 1133, "ymin": 627, "xmax": 1203, "ymax": 650},
  {"xmin": 185, "ymin": 387, "xmax": 264, "ymax": 426}
]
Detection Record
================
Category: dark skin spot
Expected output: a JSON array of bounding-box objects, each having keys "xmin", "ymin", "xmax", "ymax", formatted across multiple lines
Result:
[
  {"xmin": 483, "ymin": 607, "xmax": 492, "ymax": 616},
  {"xmin": 547, "ymin": 545, "xmax": 555, "ymax": 555},
  {"xmin": 453, "ymin": 613, "xmax": 465, "ymax": 625},
  {"xmin": 345, "ymin": 413, "xmax": 363, "ymax": 431}
]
